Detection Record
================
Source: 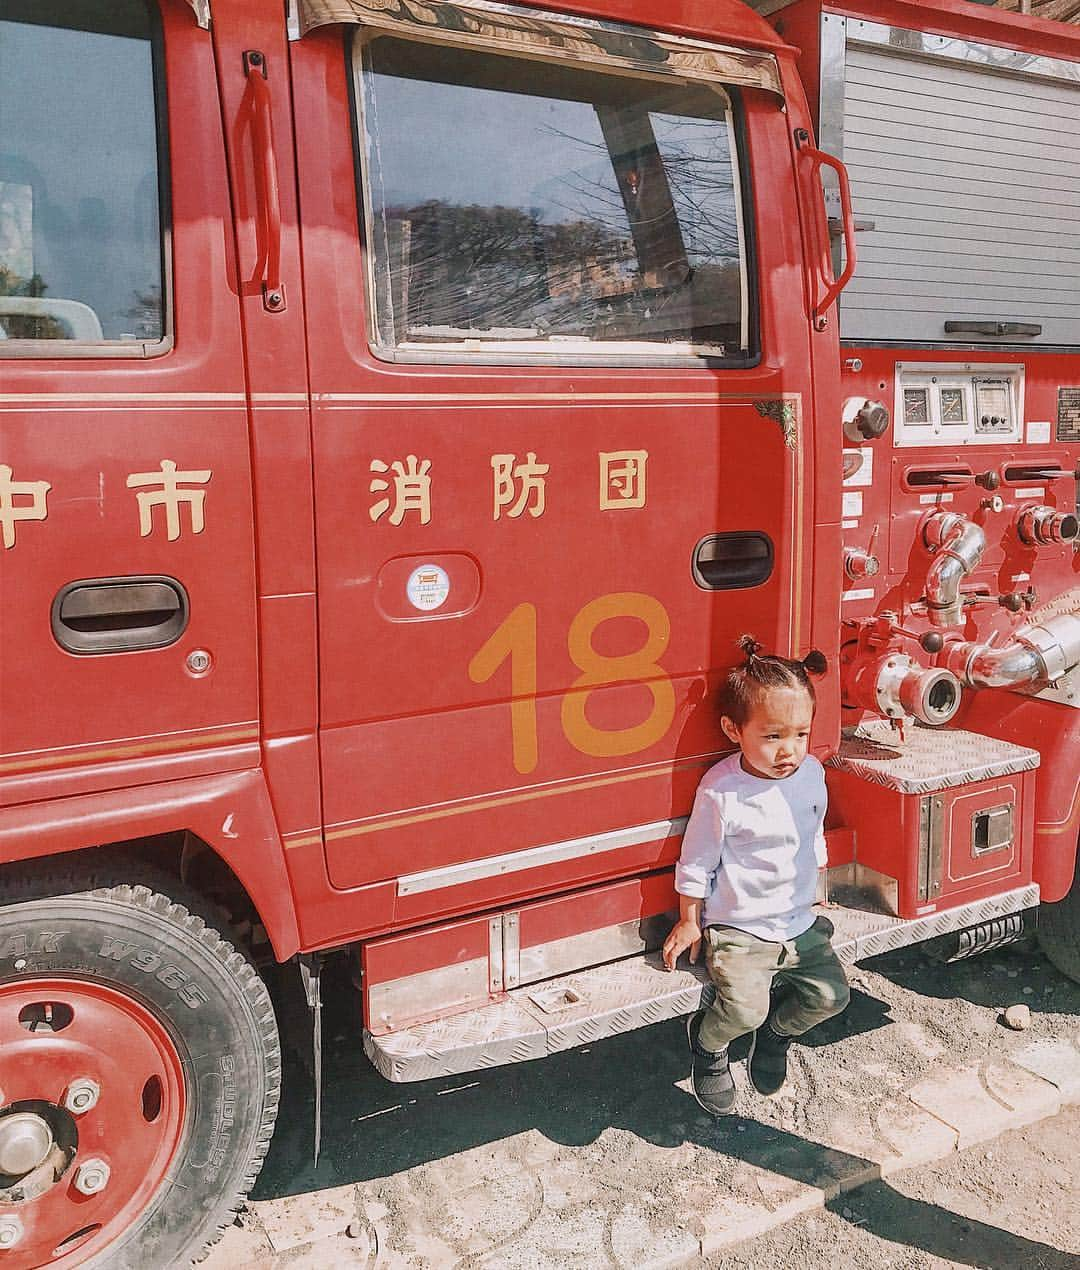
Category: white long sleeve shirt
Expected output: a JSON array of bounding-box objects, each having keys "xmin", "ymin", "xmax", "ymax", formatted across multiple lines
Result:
[{"xmin": 675, "ymin": 753, "xmax": 828, "ymax": 942}]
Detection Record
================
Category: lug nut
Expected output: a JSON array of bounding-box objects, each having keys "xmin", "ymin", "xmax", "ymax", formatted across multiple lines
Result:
[
  {"xmin": 64, "ymin": 1079, "xmax": 100, "ymax": 1115},
  {"xmin": 73, "ymin": 1158, "xmax": 110, "ymax": 1196},
  {"xmin": 0, "ymin": 1217, "xmax": 22, "ymax": 1250}
]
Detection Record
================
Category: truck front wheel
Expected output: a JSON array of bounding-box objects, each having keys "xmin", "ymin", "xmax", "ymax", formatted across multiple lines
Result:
[
  {"xmin": 1037, "ymin": 844, "xmax": 1080, "ymax": 984},
  {"xmin": 0, "ymin": 861, "xmax": 280, "ymax": 1267}
]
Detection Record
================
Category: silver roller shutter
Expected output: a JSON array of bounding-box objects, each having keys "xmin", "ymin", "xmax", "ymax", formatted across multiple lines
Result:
[{"xmin": 835, "ymin": 21, "xmax": 1080, "ymax": 347}]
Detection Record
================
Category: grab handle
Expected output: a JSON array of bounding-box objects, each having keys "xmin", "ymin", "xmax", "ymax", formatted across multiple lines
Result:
[
  {"xmin": 795, "ymin": 128, "xmax": 856, "ymax": 329},
  {"xmin": 244, "ymin": 50, "xmax": 286, "ymax": 313}
]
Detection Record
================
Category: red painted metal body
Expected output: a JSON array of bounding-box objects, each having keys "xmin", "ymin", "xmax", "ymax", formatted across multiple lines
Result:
[
  {"xmin": 1, "ymin": 0, "xmax": 838, "ymax": 964},
  {"xmin": 1, "ymin": 0, "xmax": 1077, "ymax": 1015},
  {"xmin": 6, "ymin": 1, "xmax": 1078, "ymax": 1259},
  {"xmin": 828, "ymin": 767, "xmax": 1036, "ymax": 918}
]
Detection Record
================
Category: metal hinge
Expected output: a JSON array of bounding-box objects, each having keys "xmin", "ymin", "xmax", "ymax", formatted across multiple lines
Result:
[
  {"xmin": 918, "ymin": 795, "xmax": 946, "ymax": 902},
  {"xmin": 488, "ymin": 912, "xmax": 521, "ymax": 993}
]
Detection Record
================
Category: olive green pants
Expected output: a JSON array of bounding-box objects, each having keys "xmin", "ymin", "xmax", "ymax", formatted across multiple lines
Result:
[{"xmin": 697, "ymin": 915, "xmax": 850, "ymax": 1053}]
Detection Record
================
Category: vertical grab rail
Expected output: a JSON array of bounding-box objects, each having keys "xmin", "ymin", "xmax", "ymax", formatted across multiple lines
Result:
[
  {"xmin": 244, "ymin": 50, "xmax": 286, "ymax": 313},
  {"xmin": 795, "ymin": 128, "xmax": 856, "ymax": 330}
]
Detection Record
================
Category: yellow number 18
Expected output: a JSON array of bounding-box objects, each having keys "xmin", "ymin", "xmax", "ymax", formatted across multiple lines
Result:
[{"xmin": 468, "ymin": 592, "xmax": 675, "ymax": 774}]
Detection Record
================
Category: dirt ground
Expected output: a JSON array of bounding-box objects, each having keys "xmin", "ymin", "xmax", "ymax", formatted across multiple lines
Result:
[
  {"xmin": 711, "ymin": 1102, "xmax": 1080, "ymax": 1269},
  {"xmin": 211, "ymin": 934, "xmax": 1080, "ymax": 1268}
]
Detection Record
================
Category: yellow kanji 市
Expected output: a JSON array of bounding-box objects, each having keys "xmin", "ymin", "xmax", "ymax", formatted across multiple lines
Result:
[
  {"xmin": 0, "ymin": 464, "xmax": 51, "ymax": 549},
  {"xmin": 369, "ymin": 455, "xmax": 432, "ymax": 525},
  {"xmin": 491, "ymin": 452, "xmax": 549, "ymax": 520},
  {"xmin": 599, "ymin": 450, "xmax": 648, "ymax": 509},
  {"xmin": 126, "ymin": 459, "xmax": 212, "ymax": 540}
]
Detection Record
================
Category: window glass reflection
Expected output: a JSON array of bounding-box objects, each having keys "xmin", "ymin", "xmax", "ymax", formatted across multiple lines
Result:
[
  {"xmin": 0, "ymin": 1, "xmax": 164, "ymax": 345},
  {"xmin": 359, "ymin": 37, "xmax": 749, "ymax": 357}
]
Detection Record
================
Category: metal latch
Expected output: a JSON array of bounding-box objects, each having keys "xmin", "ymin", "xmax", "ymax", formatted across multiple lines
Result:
[
  {"xmin": 828, "ymin": 216, "xmax": 875, "ymax": 236},
  {"xmin": 972, "ymin": 804, "xmax": 1014, "ymax": 857}
]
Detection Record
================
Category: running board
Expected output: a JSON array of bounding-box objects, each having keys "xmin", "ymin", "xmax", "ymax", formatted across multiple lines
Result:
[{"xmin": 363, "ymin": 884, "xmax": 1038, "ymax": 1083}]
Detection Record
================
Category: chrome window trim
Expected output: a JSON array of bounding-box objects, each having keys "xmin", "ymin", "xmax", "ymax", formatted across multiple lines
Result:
[
  {"xmin": 818, "ymin": 13, "xmax": 847, "ymax": 279},
  {"xmin": 352, "ymin": 32, "xmax": 756, "ymax": 365},
  {"xmin": 184, "ymin": 0, "xmax": 210, "ymax": 27},
  {"xmin": 296, "ymin": 0, "xmax": 784, "ymax": 101},
  {"xmin": 818, "ymin": 12, "xmax": 847, "ymax": 160},
  {"xmin": 845, "ymin": 18, "xmax": 1080, "ymax": 87},
  {"xmin": 0, "ymin": 335, "xmax": 173, "ymax": 360}
]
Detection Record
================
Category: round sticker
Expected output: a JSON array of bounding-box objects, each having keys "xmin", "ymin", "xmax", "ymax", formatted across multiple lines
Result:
[{"xmin": 406, "ymin": 563, "xmax": 450, "ymax": 612}]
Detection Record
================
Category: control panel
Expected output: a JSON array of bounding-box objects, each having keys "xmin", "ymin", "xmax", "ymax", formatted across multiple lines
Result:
[{"xmin": 894, "ymin": 364, "xmax": 1024, "ymax": 448}]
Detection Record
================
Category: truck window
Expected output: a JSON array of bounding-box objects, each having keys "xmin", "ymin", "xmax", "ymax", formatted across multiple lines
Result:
[
  {"xmin": 0, "ymin": 0, "xmax": 165, "ymax": 352},
  {"xmin": 355, "ymin": 35, "xmax": 751, "ymax": 362}
]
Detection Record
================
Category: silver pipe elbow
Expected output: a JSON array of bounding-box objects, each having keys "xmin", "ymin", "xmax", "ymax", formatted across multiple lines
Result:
[
  {"xmin": 940, "ymin": 613, "xmax": 1080, "ymax": 689},
  {"xmin": 923, "ymin": 514, "xmax": 986, "ymax": 627},
  {"xmin": 925, "ymin": 556, "xmax": 967, "ymax": 626},
  {"xmin": 964, "ymin": 643, "xmax": 1043, "ymax": 689},
  {"xmin": 1016, "ymin": 613, "xmax": 1080, "ymax": 682}
]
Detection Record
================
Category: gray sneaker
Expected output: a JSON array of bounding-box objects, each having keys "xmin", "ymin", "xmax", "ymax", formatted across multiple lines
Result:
[{"xmin": 686, "ymin": 1011, "xmax": 736, "ymax": 1115}]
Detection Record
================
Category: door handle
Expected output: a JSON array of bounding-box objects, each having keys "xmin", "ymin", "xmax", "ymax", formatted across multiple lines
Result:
[
  {"xmin": 795, "ymin": 128, "xmax": 857, "ymax": 330},
  {"xmin": 244, "ymin": 50, "xmax": 286, "ymax": 313},
  {"xmin": 52, "ymin": 577, "xmax": 189, "ymax": 654}
]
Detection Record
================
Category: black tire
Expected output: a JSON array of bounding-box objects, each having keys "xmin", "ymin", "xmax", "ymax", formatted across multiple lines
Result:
[
  {"xmin": 0, "ymin": 857, "xmax": 280, "ymax": 1268},
  {"xmin": 1037, "ymin": 843, "xmax": 1080, "ymax": 984}
]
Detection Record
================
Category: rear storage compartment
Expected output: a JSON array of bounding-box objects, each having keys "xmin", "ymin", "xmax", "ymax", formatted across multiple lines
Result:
[
  {"xmin": 827, "ymin": 721, "xmax": 1038, "ymax": 918},
  {"xmin": 821, "ymin": 11, "xmax": 1080, "ymax": 348}
]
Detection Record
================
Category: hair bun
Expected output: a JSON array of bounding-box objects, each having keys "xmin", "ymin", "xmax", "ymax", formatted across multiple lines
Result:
[
  {"xmin": 737, "ymin": 634, "xmax": 763, "ymax": 661},
  {"xmin": 801, "ymin": 649, "xmax": 828, "ymax": 677}
]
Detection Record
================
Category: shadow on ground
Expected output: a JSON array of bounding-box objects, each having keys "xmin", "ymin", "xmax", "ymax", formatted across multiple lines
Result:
[
  {"xmin": 820, "ymin": 1182, "xmax": 1079, "ymax": 1270},
  {"xmin": 862, "ymin": 938, "xmax": 1080, "ymax": 1019},
  {"xmin": 252, "ymin": 954, "xmax": 1078, "ymax": 1269},
  {"xmin": 255, "ymin": 962, "xmax": 892, "ymax": 1200}
]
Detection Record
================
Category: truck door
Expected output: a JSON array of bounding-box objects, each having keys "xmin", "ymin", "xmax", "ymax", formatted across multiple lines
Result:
[
  {"xmin": 290, "ymin": 5, "xmax": 827, "ymax": 929},
  {"xmin": 0, "ymin": 0, "xmax": 258, "ymax": 807}
]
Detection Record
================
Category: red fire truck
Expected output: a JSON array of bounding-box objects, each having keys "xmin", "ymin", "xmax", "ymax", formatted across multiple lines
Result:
[{"xmin": 1, "ymin": 0, "xmax": 1078, "ymax": 1263}]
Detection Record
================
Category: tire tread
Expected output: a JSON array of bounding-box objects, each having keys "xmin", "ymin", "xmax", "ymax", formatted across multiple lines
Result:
[{"xmin": 0, "ymin": 855, "xmax": 282, "ymax": 1266}]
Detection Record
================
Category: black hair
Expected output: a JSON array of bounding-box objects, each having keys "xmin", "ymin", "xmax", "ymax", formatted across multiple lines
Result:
[{"xmin": 719, "ymin": 635, "xmax": 828, "ymax": 726}]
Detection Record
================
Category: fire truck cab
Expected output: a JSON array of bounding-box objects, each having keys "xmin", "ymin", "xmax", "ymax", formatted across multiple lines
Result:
[{"xmin": 0, "ymin": 0, "xmax": 1077, "ymax": 1263}]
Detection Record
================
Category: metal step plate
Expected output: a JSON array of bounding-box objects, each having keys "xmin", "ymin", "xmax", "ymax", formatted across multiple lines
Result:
[
  {"xmin": 828, "ymin": 720, "xmax": 1039, "ymax": 794},
  {"xmin": 363, "ymin": 883, "xmax": 1038, "ymax": 1082}
]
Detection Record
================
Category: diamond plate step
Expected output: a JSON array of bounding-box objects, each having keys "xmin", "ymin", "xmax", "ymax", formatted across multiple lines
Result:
[
  {"xmin": 828, "ymin": 720, "xmax": 1040, "ymax": 794},
  {"xmin": 363, "ymin": 883, "xmax": 1038, "ymax": 1082}
]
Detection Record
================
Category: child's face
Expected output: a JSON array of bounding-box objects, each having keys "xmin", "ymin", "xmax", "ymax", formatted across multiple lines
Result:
[{"xmin": 721, "ymin": 686, "xmax": 814, "ymax": 781}]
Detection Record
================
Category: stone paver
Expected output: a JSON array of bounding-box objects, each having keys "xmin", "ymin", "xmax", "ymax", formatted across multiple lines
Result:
[
  {"xmin": 696, "ymin": 1169, "xmax": 827, "ymax": 1257},
  {"xmin": 200, "ymin": 1215, "xmax": 273, "ymax": 1269},
  {"xmin": 819, "ymin": 1095, "xmax": 958, "ymax": 1180},
  {"xmin": 907, "ymin": 1058, "xmax": 1062, "ymax": 1151},
  {"xmin": 256, "ymin": 1183, "xmax": 360, "ymax": 1254},
  {"xmin": 1010, "ymin": 1035, "xmax": 1080, "ymax": 1101},
  {"xmin": 211, "ymin": 980, "xmax": 1080, "ymax": 1270}
]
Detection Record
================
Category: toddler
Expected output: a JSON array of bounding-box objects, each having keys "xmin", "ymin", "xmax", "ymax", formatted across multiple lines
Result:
[{"xmin": 662, "ymin": 636, "xmax": 850, "ymax": 1115}]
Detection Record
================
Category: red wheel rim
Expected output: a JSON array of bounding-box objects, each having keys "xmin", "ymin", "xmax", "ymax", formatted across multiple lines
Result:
[{"xmin": 0, "ymin": 978, "xmax": 187, "ymax": 1267}]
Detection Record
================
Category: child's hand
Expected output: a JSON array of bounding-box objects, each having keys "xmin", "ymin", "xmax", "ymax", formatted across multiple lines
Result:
[{"xmin": 662, "ymin": 918, "xmax": 702, "ymax": 970}]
